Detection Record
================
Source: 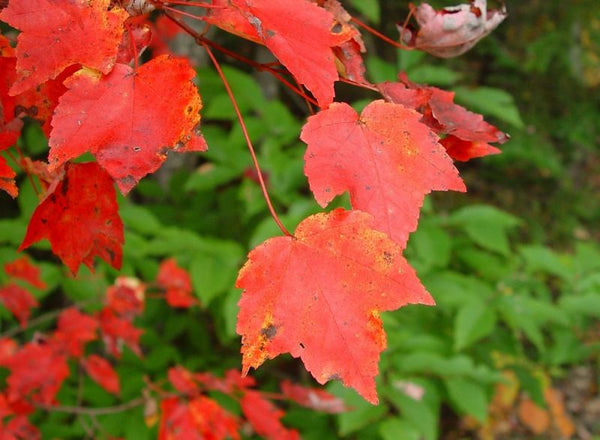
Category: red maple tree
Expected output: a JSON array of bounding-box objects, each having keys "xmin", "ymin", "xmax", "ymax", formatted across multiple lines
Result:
[{"xmin": 0, "ymin": 0, "xmax": 508, "ymax": 436}]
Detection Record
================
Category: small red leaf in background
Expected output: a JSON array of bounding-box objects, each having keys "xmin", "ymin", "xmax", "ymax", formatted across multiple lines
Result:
[
  {"xmin": 0, "ymin": 157, "xmax": 17, "ymax": 198},
  {"xmin": 0, "ymin": 337, "xmax": 17, "ymax": 365},
  {"xmin": 158, "ymin": 396, "xmax": 240, "ymax": 440},
  {"xmin": 82, "ymin": 355, "xmax": 120, "ymax": 395},
  {"xmin": 116, "ymin": 23, "xmax": 152, "ymax": 65},
  {"xmin": 301, "ymin": 100, "xmax": 465, "ymax": 247},
  {"xmin": 3, "ymin": 342, "xmax": 69, "ymax": 406},
  {"xmin": 168, "ymin": 366, "xmax": 200, "ymax": 396},
  {"xmin": 48, "ymin": 55, "xmax": 206, "ymax": 194},
  {"xmin": 399, "ymin": 0, "xmax": 507, "ymax": 58},
  {"xmin": 106, "ymin": 276, "xmax": 145, "ymax": 317},
  {"xmin": 157, "ymin": 258, "xmax": 197, "ymax": 308},
  {"xmin": 98, "ymin": 308, "xmax": 143, "ymax": 358},
  {"xmin": 208, "ymin": 0, "xmax": 350, "ymax": 107},
  {"xmin": 0, "ymin": 0, "xmax": 128, "ymax": 95},
  {"xmin": 0, "ymin": 284, "xmax": 38, "ymax": 327},
  {"xmin": 1, "ymin": 414, "xmax": 40, "ymax": 440},
  {"xmin": 19, "ymin": 162, "xmax": 124, "ymax": 275},
  {"xmin": 280, "ymin": 379, "xmax": 347, "ymax": 413},
  {"xmin": 4, "ymin": 257, "xmax": 46, "ymax": 289},
  {"xmin": 378, "ymin": 73, "xmax": 506, "ymax": 161},
  {"xmin": 241, "ymin": 391, "xmax": 299, "ymax": 440},
  {"xmin": 321, "ymin": 0, "xmax": 368, "ymax": 84},
  {"xmin": 53, "ymin": 307, "xmax": 98, "ymax": 357},
  {"xmin": 236, "ymin": 209, "xmax": 433, "ymax": 404}
]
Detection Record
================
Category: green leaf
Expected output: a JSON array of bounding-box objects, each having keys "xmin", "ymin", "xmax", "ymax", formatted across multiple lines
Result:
[
  {"xmin": 520, "ymin": 245, "xmax": 572, "ymax": 281},
  {"xmin": 328, "ymin": 382, "xmax": 386, "ymax": 436},
  {"xmin": 454, "ymin": 300, "xmax": 497, "ymax": 351},
  {"xmin": 453, "ymin": 86, "xmax": 524, "ymax": 129},
  {"xmin": 379, "ymin": 418, "xmax": 420, "ymax": 440},
  {"xmin": 190, "ymin": 240, "xmax": 244, "ymax": 305},
  {"xmin": 448, "ymin": 205, "xmax": 521, "ymax": 256},
  {"xmin": 0, "ymin": 220, "xmax": 27, "ymax": 245},
  {"xmin": 408, "ymin": 221, "xmax": 451, "ymax": 273},
  {"xmin": 348, "ymin": 0, "xmax": 380, "ymax": 23},
  {"xmin": 119, "ymin": 203, "xmax": 161, "ymax": 235},
  {"xmin": 560, "ymin": 293, "xmax": 600, "ymax": 318},
  {"xmin": 384, "ymin": 380, "xmax": 439, "ymax": 440},
  {"xmin": 406, "ymin": 65, "xmax": 461, "ymax": 86},
  {"xmin": 444, "ymin": 377, "xmax": 489, "ymax": 423}
]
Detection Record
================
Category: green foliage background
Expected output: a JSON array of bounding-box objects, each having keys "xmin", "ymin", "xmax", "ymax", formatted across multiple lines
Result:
[{"xmin": 1, "ymin": 0, "xmax": 599, "ymax": 438}]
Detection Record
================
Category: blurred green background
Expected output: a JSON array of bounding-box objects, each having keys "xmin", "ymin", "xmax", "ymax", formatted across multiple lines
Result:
[{"xmin": 1, "ymin": 0, "xmax": 599, "ymax": 438}]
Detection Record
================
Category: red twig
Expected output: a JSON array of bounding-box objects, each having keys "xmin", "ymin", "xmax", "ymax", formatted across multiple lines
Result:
[
  {"xmin": 5, "ymin": 148, "xmax": 40, "ymax": 198},
  {"xmin": 350, "ymin": 16, "xmax": 411, "ymax": 50},
  {"xmin": 162, "ymin": 5, "xmax": 208, "ymax": 21},
  {"xmin": 338, "ymin": 77, "xmax": 379, "ymax": 92},
  {"xmin": 125, "ymin": 22, "xmax": 139, "ymax": 70},
  {"xmin": 201, "ymin": 42, "xmax": 292, "ymax": 237}
]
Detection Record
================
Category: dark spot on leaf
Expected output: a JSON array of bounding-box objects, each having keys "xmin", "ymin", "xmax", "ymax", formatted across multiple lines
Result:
[
  {"xmin": 328, "ymin": 373, "xmax": 340, "ymax": 381},
  {"xmin": 365, "ymin": 185, "xmax": 371, "ymax": 191},
  {"xmin": 133, "ymin": 146, "xmax": 141, "ymax": 152},
  {"xmin": 331, "ymin": 23, "xmax": 342, "ymax": 34},
  {"xmin": 299, "ymin": 342, "xmax": 305, "ymax": 349},
  {"xmin": 266, "ymin": 29, "xmax": 276, "ymax": 38},
  {"xmin": 261, "ymin": 324, "xmax": 277, "ymax": 340},
  {"xmin": 383, "ymin": 251, "xmax": 393, "ymax": 264},
  {"xmin": 60, "ymin": 175, "xmax": 69, "ymax": 196}
]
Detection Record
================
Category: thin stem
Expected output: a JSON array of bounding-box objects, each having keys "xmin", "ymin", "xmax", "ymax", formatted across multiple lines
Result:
[
  {"xmin": 338, "ymin": 77, "xmax": 379, "ymax": 92},
  {"xmin": 0, "ymin": 300, "xmax": 96, "ymax": 338},
  {"xmin": 201, "ymin": 42, "xmax": 292, "ymax": 237},
  {"xmin": 162, "ymin": 5, "xmax": 208, "ymax": 21},
  {"xmin": 36, "ymin": 397, "xmax": 145, "ymax": 416},
  {"xmin": 125, "ymin": 22, "xmax": 139, "ymax": 70},
  {"xmin": 5, "ymin": 148, "xmax": 40, "ymax": 197},
  {"xmin": 350, "ymin": 16, "xmax": 411, "ymax": 50}
]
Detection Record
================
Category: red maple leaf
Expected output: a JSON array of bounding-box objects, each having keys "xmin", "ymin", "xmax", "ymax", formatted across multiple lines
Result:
[
  {"xmin": 280, "ymin": 379, "xmax": 347, "ymax": 413},
  {"xmin": 19, "ymin": 162, "xmax": 124, "ymax": 275},
  {"xmin": 82, "ymin": 355, "xmax": 120, "ymax": 395},
  {"xmin": 301, "ymin": 100, "xmax": 465, "ymax": 247},
  {"xmin": 0, "ymin": 0, "xmax": 128, "ymax": 95},
  {"xmin": 48, "ymin": 55, "xmax": 206, "ymax": 194},
  {"xmin": 320, "ymin": 0, "xmax": 368, "ymax": 84},
  {"xmin": 158, "ymin": 396, "xmax": 240, "ymax": 440},
  {"xmin": 0, "ymin": 156, "xmax": 17, "ymax": 198},
  {"xmin": 378, "ymin": 73, "xmax": 506, "ymax": 161},
  {"xmin": 1, "ymin": 415, "xmax": 40, "ymax": 440},
  {"xmin": 208, "ymin": 0, "xmax": 351, "ymax": 107},
  {"xmin": 168, "ymin": 366, "xmax": 201, "ymax": 396},
  {"xmin": 400, "ymin": 0, "xmax": 507, "ymax": 58},
  {"xmin": 156, "ymin": 258, "xmax": 197, "ymax": 308},
  {"xmin": 3, "ymin": 342, "xmax": 69, "ymax": 406},
  {"xmin": 0, "ymin": 337, "xmax": 17, "ymax": 365},
  {"xmin": 4, "ymin": 257, "xmax": 46, "ymax": 290},
  {"xmin": 116, "ymin": 22, "xmax": 152, "ymax": 65},
  {"xmin": 0, "ymin": 284, "xmax": 38, "ymax": 327},
  {"xmin": 52, "ymin": 307, "xmax": 98, "ymax": 357},
  {"xmin": 236, "ymin": 209, "xmax": 433, "ymax": 404},
  {"xmin": 240, "ymin": 391, "xmax": 299, "ymax": 440},
  {"xmin": 97, "ymin": 307, "xmax": 143, "ymax": 358},
  {"xmin": 105, "ymin": 276, "xmax": 145, "ymax": 317}
]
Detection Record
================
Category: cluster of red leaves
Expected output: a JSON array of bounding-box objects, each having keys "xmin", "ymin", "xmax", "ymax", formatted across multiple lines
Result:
[
  {"xmin": 0, "ymin": 257, "xmax": 199, "ymax": 432},
  {"xmin": 0, "ymin": 0, "xmax": 508, "ymax": 406},
  {"xmin": 0, "ymin": 256, "xmax": 44, "ymax": 327},
  {"xmin": 159, "ymin": 366, "xmax": 346, "ymax": 440}
]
